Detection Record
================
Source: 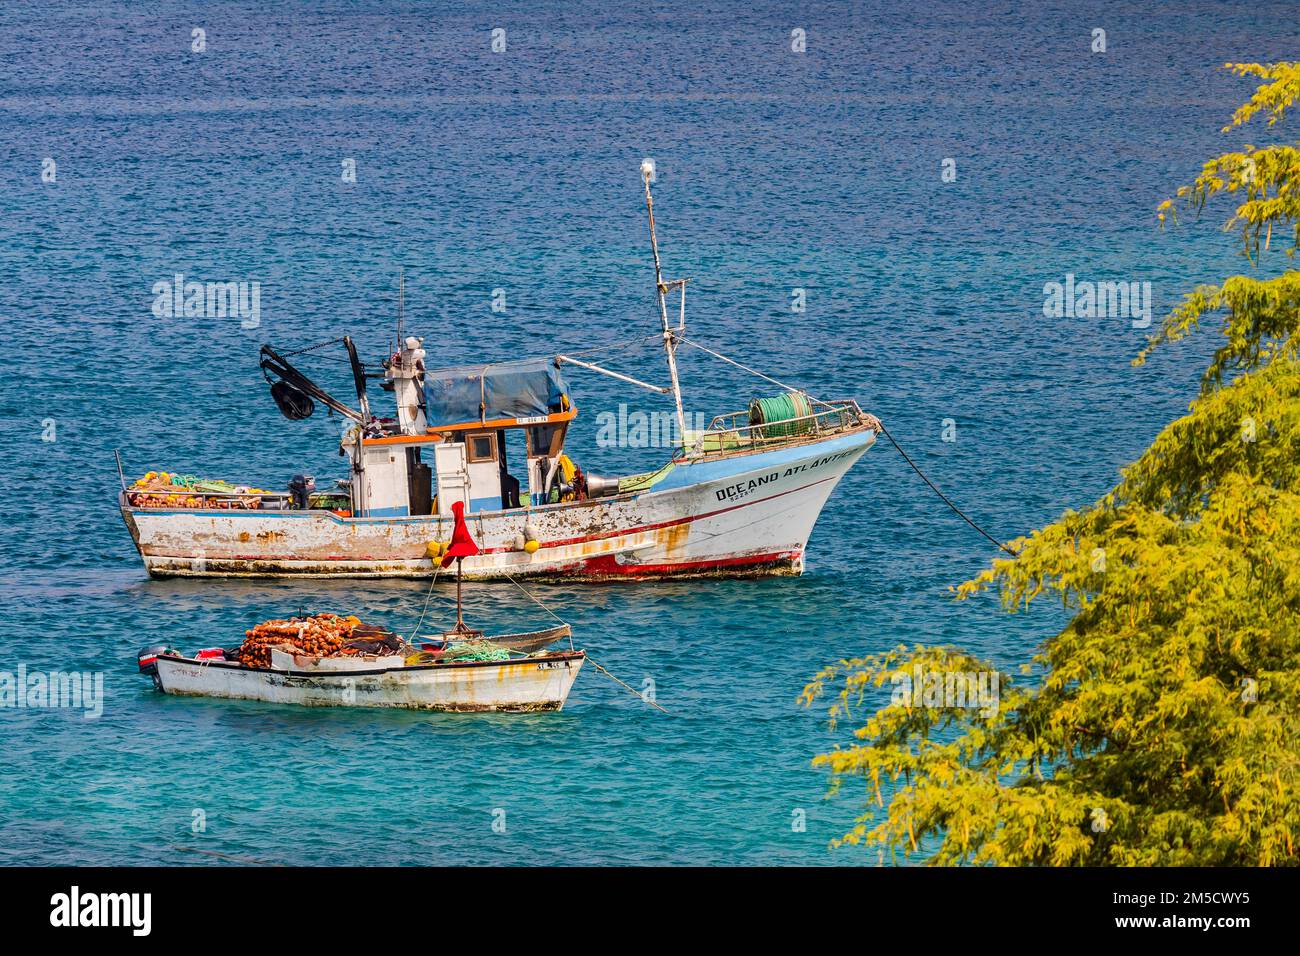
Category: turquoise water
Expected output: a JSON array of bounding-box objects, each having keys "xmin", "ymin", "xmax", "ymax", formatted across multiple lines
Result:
[{"xmin": 1, "ymin": 0, "xmax": 1294, "ymax": 864}]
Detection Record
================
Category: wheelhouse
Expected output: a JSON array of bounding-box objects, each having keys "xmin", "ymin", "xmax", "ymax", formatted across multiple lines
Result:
[
  {"xmin": 349, "ymin": 347, "xmax": 584, "ymax": 518},
  {"xmin": 355, "ymin": 409, "xmax": 580, "ymax": 517}
]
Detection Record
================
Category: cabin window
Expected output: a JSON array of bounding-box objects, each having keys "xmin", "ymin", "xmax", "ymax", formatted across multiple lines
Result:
[{"xmin": 466, "ymin": 432, "xmax": 497, "ymax": 463}]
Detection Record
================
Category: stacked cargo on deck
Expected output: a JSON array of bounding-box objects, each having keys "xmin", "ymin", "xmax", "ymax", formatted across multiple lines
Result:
[{"xmin": 126, "ymin": 472, "xmax": 280, "ymax": 510}]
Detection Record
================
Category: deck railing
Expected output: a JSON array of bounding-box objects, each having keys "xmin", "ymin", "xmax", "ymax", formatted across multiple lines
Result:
[{"xmin": 677, "ymin": 399, "xmax": 874, "ymax": 458}]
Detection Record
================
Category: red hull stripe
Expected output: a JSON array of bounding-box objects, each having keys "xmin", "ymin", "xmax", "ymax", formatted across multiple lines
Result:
[{"xmin": 574, "ymin": 549, "xmax": 799, "ymax": 576}]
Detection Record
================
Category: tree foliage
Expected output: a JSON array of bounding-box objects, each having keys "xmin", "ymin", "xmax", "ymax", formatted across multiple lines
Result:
[{"xmin": 803, "ymin": 63, "xmax": 1300, "ymax": 865}]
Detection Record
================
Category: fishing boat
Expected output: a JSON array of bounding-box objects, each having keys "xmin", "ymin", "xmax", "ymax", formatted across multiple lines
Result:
[
  {"xmin": 137, "ymin": 506, "xmax": 587, "ymax": 712},
  {"xmin": 120, "ymin": 164, "xmax": 881, "ymax": 580}
]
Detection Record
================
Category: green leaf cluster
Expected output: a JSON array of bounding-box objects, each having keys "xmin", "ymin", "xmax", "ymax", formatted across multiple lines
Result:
[{"xmin": 805, "ymin": 63, "xmax": 1300, "ymax": 865}]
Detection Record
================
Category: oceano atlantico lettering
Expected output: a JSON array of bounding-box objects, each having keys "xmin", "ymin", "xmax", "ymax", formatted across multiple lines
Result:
[
  {"xmin": 717, "ymin": 471, "xmax": 779, "ymax": 501},
  {"xmin": 49, "ymin": 886, "xmax": 151, "ymax": 936},
  {"xmin": 715, "ymin": 449, "xmax": 858, "ymax": 502}
]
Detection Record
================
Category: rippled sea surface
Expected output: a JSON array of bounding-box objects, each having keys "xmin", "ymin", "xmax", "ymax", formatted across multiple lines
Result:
[{"xmin": 0, "ymin": 0, "xmax": 1294, "ymax": 865}]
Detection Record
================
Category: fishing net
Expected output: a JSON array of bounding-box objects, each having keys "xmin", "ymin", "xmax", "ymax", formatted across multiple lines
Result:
[
  {"xmin": 442, "ymin": 641, "xmax": 511, "ymax": 662},
  {"xmin": 749, "ymin": 391, "xmax": 814, "ymax": 439}
]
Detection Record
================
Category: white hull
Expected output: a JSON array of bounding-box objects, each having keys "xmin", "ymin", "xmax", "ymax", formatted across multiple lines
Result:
[
  {"xmin": 153, "ymin": 652, "xmax": 585, "ymax": 712},
  {"xmin": 123, "ymin": 430, "xmax": 874, "ymax": 580}
]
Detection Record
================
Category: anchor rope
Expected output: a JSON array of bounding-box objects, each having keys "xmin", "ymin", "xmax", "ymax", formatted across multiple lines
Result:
[
  {"xmin": 585, "ymin": 657, "xmax": 669, "ymax": 714},
  {"xmin": 680, "ymin": 337, "xmax": 1020, "ymax": 558},
  {"xmin": 875, "ymin": 422, "xmax": 1020, "ymax": 557},
  {"xmin": 169, "ymin": 845, "xmax": 283, "ymax": 867},
  {"xmin": 499, "ymin": 570, "xmax": 666, "ymax": 713}
]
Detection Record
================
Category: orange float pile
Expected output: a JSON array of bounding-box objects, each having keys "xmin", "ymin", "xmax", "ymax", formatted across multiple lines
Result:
[{"xmin": 236, "ymin": 613, "xmax": 365, "ymax": 668}]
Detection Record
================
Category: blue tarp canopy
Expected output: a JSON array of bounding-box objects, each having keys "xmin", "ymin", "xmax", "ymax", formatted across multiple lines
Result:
[{"xmin": 423, "ymin": 357, "xmax": 567, "ymax": 426}]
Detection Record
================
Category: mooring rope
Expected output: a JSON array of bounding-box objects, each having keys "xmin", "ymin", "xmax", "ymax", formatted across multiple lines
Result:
[
  {"xmin": 681, "ymin": 336, "xmax": 1020, "ymax": 558},
  {"xmin": 169, "ymin": 845, "xmax": 283, "ymax": 866},
  {"xmin": 499, "ymin": 569, "xmax": 667, "ymax": 712},
  {"xmin": 875, "ymin": 422, "xmax": 1020, "ymax": 557},
  {"xmin": 585, "ymin": 657, "xmax": 669, "ymax": 714}
]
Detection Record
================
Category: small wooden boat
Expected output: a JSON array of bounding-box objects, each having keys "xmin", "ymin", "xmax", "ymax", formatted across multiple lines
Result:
[
  {"xmin": 136, "ymin": 504, "xmax": 585, "ymax": 712},
  {"xmin": 143, "ymin": 646, "xmax": 584, "ymax": 712}
]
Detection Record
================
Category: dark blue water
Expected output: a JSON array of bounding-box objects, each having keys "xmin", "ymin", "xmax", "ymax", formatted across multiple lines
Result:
[{"xmin": 1, "ymin": 0, "xmax": 1293, "ymax": 864}]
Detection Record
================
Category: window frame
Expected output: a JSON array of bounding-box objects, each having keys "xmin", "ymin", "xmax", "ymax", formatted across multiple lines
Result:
[{"xmin": 465, "ymin": 431, "xmax": 498, "ymax": 464}]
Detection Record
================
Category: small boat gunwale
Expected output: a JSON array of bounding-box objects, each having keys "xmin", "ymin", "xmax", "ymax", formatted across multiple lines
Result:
[
  {"xmin": 472, "ymin": 623, "xmax": 571, "ymax": 654},
  {"xmin": 154, "ymin": 648, "xmax": 585, "ymax": 680}
]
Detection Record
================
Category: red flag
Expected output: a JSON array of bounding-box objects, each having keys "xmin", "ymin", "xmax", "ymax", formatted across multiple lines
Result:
[{"xmin": 441, "ymin": 500, "xmax": 480, "ymax": 567}]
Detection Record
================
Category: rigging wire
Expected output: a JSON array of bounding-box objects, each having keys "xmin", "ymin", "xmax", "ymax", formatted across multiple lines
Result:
[
  {"xmin": 406, "ymin": 566, "xmax": 442, "ymax": 640},
  {"xmin": 281, "ymin": 336, "xmax": 348, "ymax": 357},
  {"xmin": 500, "ymin": 569, "xmax": 569, "ymax": 630},
  {"xmin": 679, "ymin": 337, "xmax": 837, "ymax": 410},
  {"xmin": 557, "ymin": 331, "xmax": 664, "ymax": 359},
  {"xmin": 277, "ymin": 337, "xmax": 373, "ymax": 370}
]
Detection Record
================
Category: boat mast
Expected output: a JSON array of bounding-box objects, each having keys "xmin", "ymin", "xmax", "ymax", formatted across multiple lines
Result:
[
  {"xmin": 640, "ymin": 161, "xmax": 691, "ymax": 452},
  {"xmin": 453, "ymin": 557, "xmax": 468, "ymax": 634},
  {"xmin": 396, "ymin": 267, "xmax": 405, "ymax": 355}
]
